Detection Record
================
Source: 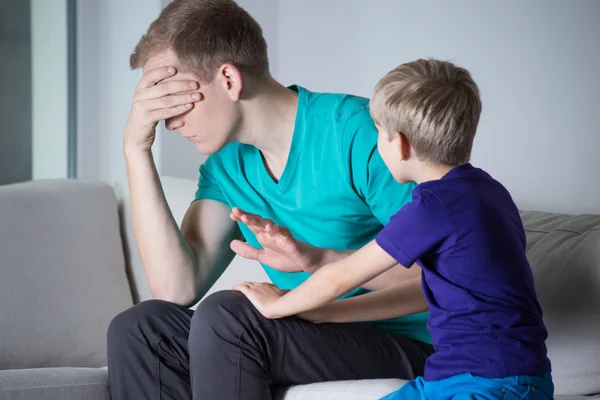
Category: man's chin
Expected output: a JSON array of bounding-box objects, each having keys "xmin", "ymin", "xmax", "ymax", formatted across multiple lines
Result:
[{"xmin": 194, "ymin": 140, "xmax": 224, "ymax": 155}]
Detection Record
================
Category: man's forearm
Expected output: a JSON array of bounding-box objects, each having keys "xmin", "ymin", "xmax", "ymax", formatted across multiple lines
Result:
[
  {"xmin": 298, "ymin": 276, "xmax": 427, "ymax": 324},
  {"xmin": 125, "ymin": 149, "xmax": 198, "ymax": 304}
]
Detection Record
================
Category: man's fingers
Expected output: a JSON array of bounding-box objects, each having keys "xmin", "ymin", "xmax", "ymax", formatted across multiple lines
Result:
[
  {"xmin": 230, "ymin": 239, "xmax": 262, "ymax": 261},
  {"xmin": 135, "ymin": 79, "xmax": 200, "ymax": 101},
  {"xmin": 146, "ymin": 103, "xmax": 194, "ymax": 123},
  {"xmin": 143, "ymin": 92, "xmax": 202, "ymax": 112},
  {"xmin": 138, "ymin": 66, "xmax": 177, "ymax": 89}
]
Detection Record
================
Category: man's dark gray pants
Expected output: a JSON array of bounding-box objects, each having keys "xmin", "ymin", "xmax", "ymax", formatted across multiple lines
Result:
[{"xmin": 107, "ymin": 290, "xmax": 434, "ymax": 400}]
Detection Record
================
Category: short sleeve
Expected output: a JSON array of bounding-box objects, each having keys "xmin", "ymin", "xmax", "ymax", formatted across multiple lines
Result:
[
  {"xmin": 375, "ymin": 190, "xmax": 455, "ymax": 268},
  {"xmin": 194, "ymin": 155, "xmax": 227, "ymax": 205},
  {"xmin": 342, "ymin": 108, "xmax": 415, "ymax": 225}
]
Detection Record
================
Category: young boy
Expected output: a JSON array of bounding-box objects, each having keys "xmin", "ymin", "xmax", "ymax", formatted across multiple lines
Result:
[{"xmin": 233, "ymin": 59, "xmax": 554, "ymax": 399}]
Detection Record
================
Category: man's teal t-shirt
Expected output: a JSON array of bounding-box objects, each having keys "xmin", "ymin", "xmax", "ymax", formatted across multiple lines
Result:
[{"xmin": 195, "ymin": 85, "xmax": 431, "ymax": 344}]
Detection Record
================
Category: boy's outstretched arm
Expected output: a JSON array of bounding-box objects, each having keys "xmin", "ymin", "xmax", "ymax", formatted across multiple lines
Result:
[
  {"xmin": 229, "ymin": 207, "xmax": 421, "ymax": 289},
  {"xmin": 233, "ymin": 240, "xmax": 400, "ymax": 319}
]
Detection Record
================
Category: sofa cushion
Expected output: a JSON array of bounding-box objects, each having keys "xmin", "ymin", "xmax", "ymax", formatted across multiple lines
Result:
[
  {"xmin": 0, "ymin": 368, "xmax": 109, "ymax": 400},
  {"xmin": 275, "ymin": 380, "xmax": 597, "ymax": 400},
  {"xmin": 522, "ymin": 211, "xmax": 600, "ymax": 396},
  {"xmin": 0, "ymin": 180, "xmax": 134, "ymax": 369},
  {"xmin": 274, "ymin": 379, "xmax": 406, "ymax": 400}
]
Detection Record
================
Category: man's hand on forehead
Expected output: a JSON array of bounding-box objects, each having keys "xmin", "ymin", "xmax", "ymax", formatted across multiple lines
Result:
[{"xmin": 123, "ymin": 66, "xmax": 202, "ymax": 153}]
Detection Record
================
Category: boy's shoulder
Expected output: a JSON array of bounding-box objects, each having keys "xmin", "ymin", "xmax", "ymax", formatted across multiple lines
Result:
[
  {"xmin": 419, "ymin": 164, "xmax": 497, "ymax": 198},
  {"xmin": 297, "ymin": 85, "xmax": 371, "ymax": 122},
  {"xmin": 417, "ymin": 164, "xmax": 518, "ymax": 221}
]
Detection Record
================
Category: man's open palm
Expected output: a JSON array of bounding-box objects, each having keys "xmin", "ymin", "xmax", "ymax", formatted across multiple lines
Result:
[{"xmin": 229, "ymin": 208, "xmax": 321, "ymax": 273}]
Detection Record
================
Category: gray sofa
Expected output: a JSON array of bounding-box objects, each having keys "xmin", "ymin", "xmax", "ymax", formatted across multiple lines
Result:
[{"xmin": 1, "ymin": 178, "xmax": 599, "ymax": 400}]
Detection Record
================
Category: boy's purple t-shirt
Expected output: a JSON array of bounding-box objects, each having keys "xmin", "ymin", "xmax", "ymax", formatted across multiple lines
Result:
[{"xmin": 376, "ymin": 163, "xmax": 551, "ymax": 381}]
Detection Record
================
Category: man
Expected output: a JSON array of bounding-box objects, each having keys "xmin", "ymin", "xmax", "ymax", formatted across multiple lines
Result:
[{"xmin": 107, "ymin": 1, "xmax": 432, "ymax": 399}]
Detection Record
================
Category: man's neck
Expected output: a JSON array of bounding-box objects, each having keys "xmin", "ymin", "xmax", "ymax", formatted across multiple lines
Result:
[{"xmin": 237, "ymin": 78, "xmax": 299, "ymax": 181}]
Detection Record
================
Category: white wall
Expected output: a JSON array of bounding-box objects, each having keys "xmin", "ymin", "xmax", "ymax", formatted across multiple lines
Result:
[
  {"xmin": 77, "ymin": 0, "xmax": 165, "ymax": 185},
  {"xmin": 79, "ymin": 0, "xmax": 600, "ymax": 215},
  {"xmin": 274, "ymin": 0, "xmax": 600, "ymax": 215}
]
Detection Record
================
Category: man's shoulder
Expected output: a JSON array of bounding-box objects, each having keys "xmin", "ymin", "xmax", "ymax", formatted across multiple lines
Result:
[{"xmin": 299, "ymin": 86, "xmax": 371, "ymax": 122}]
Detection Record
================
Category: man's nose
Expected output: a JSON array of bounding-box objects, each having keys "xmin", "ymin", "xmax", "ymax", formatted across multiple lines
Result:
[{"xmin": 165, "ymin": 116, "xmax": 184, "ymax": 131}]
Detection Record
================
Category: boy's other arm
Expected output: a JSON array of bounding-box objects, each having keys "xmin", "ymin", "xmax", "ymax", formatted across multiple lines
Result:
[
  {"xmin": 234, "ymin": 240, "xmax": 400, "ymax": 319},
  {"xmin": 297, "ymin": 275, "xmax": 427, "ymax": 324}
]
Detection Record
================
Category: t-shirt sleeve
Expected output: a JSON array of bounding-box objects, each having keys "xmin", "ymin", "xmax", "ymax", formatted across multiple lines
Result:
[
  {"xmin": 375, "ymin": 190, "xmax": 455, "ymax": 268},
  {"xmin": 194, "ymin": 155, "xmax": 227, "ymax": 205},
  {"xmin": 342, "ymin": 108, "xmax": 416, "ymax": 225}
]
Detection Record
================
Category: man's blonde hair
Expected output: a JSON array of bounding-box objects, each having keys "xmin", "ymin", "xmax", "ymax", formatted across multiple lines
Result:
[
  {"xmin": 370, "ymin": 59, "xmax": 482, "ymax": 165},
  {"xmin": 130, "ymin": 0, "xmax": 269, "ymax": 82}
]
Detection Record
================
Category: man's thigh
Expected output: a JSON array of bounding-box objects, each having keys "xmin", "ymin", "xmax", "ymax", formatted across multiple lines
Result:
[
  {"xmin": 267, "ymin": 316, "xmax": 433, "ymax": 386},
  {"xmin": 192, "ymin": 290, "xmax": 433, "ymax": 387}
]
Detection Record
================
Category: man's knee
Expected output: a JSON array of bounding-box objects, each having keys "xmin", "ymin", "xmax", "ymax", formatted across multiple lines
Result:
[
  {"xmin": 189, "ymin": 290, "xmax": 256, "ymax": 342},
  {"xmin": 192, "ymin": 290, "xmax": 253, "ymax": 325}
]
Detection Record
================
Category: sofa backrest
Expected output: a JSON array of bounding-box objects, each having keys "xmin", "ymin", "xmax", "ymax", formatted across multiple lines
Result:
[
  {"xmin": 0, "ymin": 180, "xmax": 134, "ymax": 369},
  {"xmin": 522, "ymin": 211, "xmax": 600, "ymax": 396}
]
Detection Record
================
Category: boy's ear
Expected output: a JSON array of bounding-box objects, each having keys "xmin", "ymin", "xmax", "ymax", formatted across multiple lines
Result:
[
  {"xmin": 393, "ymin": 132, "xmax": 411, "ymax": 161},
  {"xmin": 217, "ymin": 63, "xmax": 243, "ymax": 101}
]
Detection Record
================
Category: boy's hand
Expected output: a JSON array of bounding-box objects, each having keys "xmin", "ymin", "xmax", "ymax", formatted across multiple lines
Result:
[
  {"xmin": 233, "ymin": 282, "xmax": 289, "ymax": 319},
  {"xmin": 229, "ymin": 207, "xmax": 324, "ymax": 273},
  {"xmin": 123, "ymin": 66, "xmax": 201, "ymax": 154}
]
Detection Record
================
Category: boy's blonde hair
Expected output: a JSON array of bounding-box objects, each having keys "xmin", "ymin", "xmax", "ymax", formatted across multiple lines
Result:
[
  {"xmin": 370, "ymin": 59, "xmax": 482, "ymax": 165},
  {"xmin": 130, "ymin": 0, "xmax": 269, "ymax": 82}
]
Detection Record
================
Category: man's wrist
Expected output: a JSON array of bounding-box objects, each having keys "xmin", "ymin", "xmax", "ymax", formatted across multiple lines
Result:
[{"xmin": 124, "ymin": 146, "xmax": 153, "ymax": 162}]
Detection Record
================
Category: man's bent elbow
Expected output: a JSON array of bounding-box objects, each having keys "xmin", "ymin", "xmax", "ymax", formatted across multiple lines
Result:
[{"xmin": 151, "ymin": 283, "xmax": 197, "ymax": 307}]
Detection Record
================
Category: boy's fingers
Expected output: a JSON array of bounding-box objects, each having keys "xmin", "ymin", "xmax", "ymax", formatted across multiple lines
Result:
[
  {"xmin": 256, "ymin": 232, "xmax": 287, "ymax": 251},
  {"xmin": 266, "ymin": 224, "xmax": 287, "ymax": 235},
  {"xmin": 240, "ymin": 217, "xmax": 264, "ymax": 235},
  {"xmin": 232, "ymin": 283, "xmax": 250, "ymax": 293},
  {"xmin": 230, "ymin": 239, "xmax": 262, "ymax": 261},
  {"xmin": 232, "ymin": 207, "xmax": 257, "ymax": 219},
  {"xmin": 240, "ymin": 215, "xmax": 273, "ymax": 235},
  {"xmin": 233, "ymin": 207, "xmax": 273, "ymax": 230}
]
